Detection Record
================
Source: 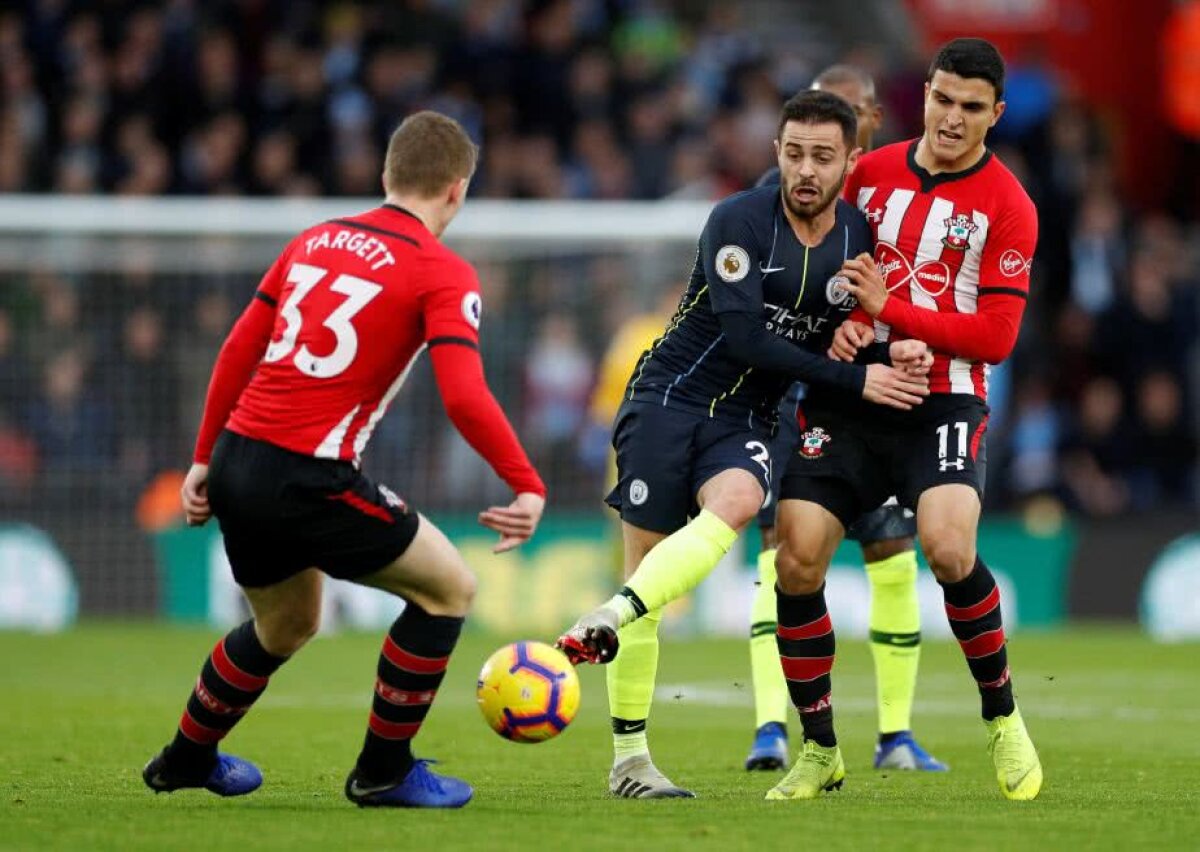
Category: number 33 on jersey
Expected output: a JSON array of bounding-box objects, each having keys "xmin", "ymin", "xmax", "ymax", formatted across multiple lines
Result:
[{"xmin": 227, "ymin": 206, "xmax": 484, "ymax": 464}]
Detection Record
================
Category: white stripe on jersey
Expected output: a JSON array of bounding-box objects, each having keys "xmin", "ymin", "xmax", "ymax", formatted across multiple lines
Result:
[
  {"xmin": 316, "ymin": 405, "xmax": 360, "ymax": 459},
  {"xmin": 854, "ymin": 188, "xmax": 892, "ymax": 342},
  {"xmin": 954, "ymin": 211, "xmax": 990, "ymax": 315},
  {"xmin": 876, "ymin": 188, "xmax": 913, "ymax": 245},
  {"xmin": 948, "ymin": 357, "xmax": 974, "ymax": 394},
  {"xmin": 912, "ymin": 197, "xmax": 955, "ymax": 309},
  {"xmin": 350, "ymin": 343, "xmax": 428, "ymax": 464},
  {"xmin": 950, "ymin": 211, "xmax": 989, "ymax": 393}
]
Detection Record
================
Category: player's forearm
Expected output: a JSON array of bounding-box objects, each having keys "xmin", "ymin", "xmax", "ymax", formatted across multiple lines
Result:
[
  {"xmin": 719, "ymin": 311, "xmax": 865, "ymax": 393},
  {"xmin": 430, "ymin": 344, "xmax": 546, "ymax": 497},
  {"xmin": 193, "ymin": 302, "xmax": 275, "ymax": 462},
  {"xmin": 877, "ymin": 296, "xmax": 1023, "ymax": 364}
]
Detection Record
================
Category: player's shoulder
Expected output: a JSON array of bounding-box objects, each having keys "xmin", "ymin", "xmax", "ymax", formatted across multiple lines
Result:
[
  {"xmin": 855, "ymin": 140, "xmax": 913, "ymax": 177},
  {"xmin": 983, "ymin": 151, "xmax": 1036, "ymax": 215},
  {"xmin": 422, "ymin": 240, "xmax": 478, "ymax": 287},
  {"xmin": 835, "ymin": 197, "xmax": 873, "ymax": 243},
  {"xmin": 708, "ymin": 185, "xmax": 777, "ymax": 225}
]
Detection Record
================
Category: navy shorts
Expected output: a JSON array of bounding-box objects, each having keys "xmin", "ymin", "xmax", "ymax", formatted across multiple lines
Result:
[
  {"xmin": 207, "ymin": 430, "xmax": 420, "ymax": 588},
  {"xmin": 604, "ymin": 400, "xmax": 774, "ymax": 535},
  {"xmin": 779, "ymin": 396, "xmax": 989, "ymax": 531},
  {"xmin": 757, "ymin": 392, "xmax": 802, "ymax": 529}
]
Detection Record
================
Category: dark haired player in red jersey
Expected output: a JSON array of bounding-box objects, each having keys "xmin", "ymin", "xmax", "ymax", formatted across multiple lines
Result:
[
  {"xmin": 141, "ymin": 111, "xmax": 546, "ymax": 809},
  {"xmin": 766, "ymin": 38, "xmax": 1043, "ymax": 802}
]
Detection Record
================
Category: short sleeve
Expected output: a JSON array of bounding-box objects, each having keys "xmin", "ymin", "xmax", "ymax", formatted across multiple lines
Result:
[
  {"xmin": 979, "ymin": 187, "xmax": 1037, "ymax": 295},
  {"xmin": 420, "ymin": 252, "xmax": 483, "ymax": 346},
  {"xmin": 699, "ymin": 200, "xmax": 765, "ymax": 315}
]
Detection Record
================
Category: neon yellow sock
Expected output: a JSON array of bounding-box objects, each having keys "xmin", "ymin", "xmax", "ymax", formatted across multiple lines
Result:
[
  {"xmin": 618, "ymin": 510, "xmax": 738, "ymax": 623},
  {"xmin": 750, "ymin": 548, "xmax": 789, "ymax": 729},
  {"xmin": 865, "ymin": 549, "xmax": 921, "ymax": 734},
  {"xmin": 608, "ymin": 608, "xmax": 662, "ymax": 762}
]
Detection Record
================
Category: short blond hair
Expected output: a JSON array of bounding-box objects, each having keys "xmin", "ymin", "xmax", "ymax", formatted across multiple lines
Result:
[{"xmin": 383, "ymin": 111, "xmax": 479, "ymax": 197}]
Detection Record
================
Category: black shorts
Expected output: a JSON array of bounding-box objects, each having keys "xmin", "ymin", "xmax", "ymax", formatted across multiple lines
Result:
[
  {"xmin": 779, "ymin": 396, "xmax": 989, "ymax": 531},
  {"xmin": 845, "ymin": 501, "xmax": 917, "ymax": 544},
  {"xmin": 604, "ymin": 400, "xmax": 774, "ymax": 535},
  {"xmin": 207, "ymin": 430, "xmax": 420, "ymax": 588}
]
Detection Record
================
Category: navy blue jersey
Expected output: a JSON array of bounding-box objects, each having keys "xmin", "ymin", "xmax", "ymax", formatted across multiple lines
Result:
[{"xmin": 626, "ymin": 185, "xmax": 874, "ymax": 428}]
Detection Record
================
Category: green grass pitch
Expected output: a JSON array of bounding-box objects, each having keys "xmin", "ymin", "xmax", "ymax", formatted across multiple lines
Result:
[{"xmin": 1, "ymin": 624, "xmax": 1196, "ymax": 850}]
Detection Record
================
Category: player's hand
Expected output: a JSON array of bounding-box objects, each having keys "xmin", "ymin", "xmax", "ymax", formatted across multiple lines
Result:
[
  {"xmin": 861, "ymin": 363, "xmax": 929, "ymax": 410},
  {"xmin": 838, "ymin": 254, "xmax": 888, "ymax": 317},
  {"xmin": 478, "ymin": 491, "xmax": 545, "ymax": 553},
  {"xmin": 829, "ymin": 320, "xmax": 874, "ymax": 362},
  {"xmin": 181, "ymin": 462, "xmax": 212, "ymax": 527},
  {"xmin": 889, "ymin": 339, "xmax": 933, "ymax": 376}
]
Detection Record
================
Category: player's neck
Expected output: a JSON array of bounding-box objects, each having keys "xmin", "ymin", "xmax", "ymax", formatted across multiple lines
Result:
[
  {"xmin": 782, "ymin": 200, "xmax": 838, "ymax": 247},
  {"xmin": 915, "ymin": 135, "xmax": 988, "ymax": 175},
  {"xmin": 383, "ymin": 195, "xmax": 443, "ymax": 237}
]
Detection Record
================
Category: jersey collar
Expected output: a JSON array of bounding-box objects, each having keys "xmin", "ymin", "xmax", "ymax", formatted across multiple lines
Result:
[
  {"xmin": 906, "ymin": 139, "xmax": 993, "ymax": 193},
  {"xmin": 381, "ymin": 203, "xmax": 426, "ymax": 226}
]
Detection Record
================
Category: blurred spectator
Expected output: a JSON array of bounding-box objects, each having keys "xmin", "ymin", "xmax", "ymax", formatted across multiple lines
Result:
[
  {"xmin": 1060, "ymin": 377, "xmax": 1133, "ymax": 517},
  {"xmin": 25, "ymin": 347, "xmax": 114, "ymax": 474},
  {"xmin": 0, "ymin": 1, "xmax": 1192, "ymax": 518},
  {"xmin": 110, "ymin": 306, "xmax": 179, "ymax": 484},
  {"xmin": 524, "ymin": 313, "xmax": 593, "ymax": 499}
]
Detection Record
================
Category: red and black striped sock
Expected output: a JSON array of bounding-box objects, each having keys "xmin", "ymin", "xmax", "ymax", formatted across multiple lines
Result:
[
  {"xmin": 940, "ymin": 558, "xmax": 1015, "ymax": 720},
  {"xmin": 355, "ymin": 604, "xmax": 463, "ymax": 785},
  {"xmin": 776, "ymin": 584, "xmax": 836, "ymax": 747},
  {"xmin": 166, "ymin": 620, "xmax": 288, "ymax": 775}
]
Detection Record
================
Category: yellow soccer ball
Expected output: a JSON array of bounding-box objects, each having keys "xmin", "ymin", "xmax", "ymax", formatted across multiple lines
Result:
[{"xmin": 476, "ymin": 641, "xmax": 580, "ymax": 743}]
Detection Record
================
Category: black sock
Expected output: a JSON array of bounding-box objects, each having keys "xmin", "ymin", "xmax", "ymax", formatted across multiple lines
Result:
[
  {"xmin": 355, "ymin": 604, "xmax": 463, "ymax": 785},
  {"xmin": 166, "ymin": 620, "xmax": 287, "ymax": 775},
  {"xmin": 776, "ymin": 584, "xmax": 837, "ymax": 748},
  {"xmin": 940, "ymin": 558, "xmax": 1015, "ymax": 721}
]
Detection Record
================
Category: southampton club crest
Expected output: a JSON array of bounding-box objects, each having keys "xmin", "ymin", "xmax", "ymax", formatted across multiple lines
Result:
[
  {"xmin": 800, "ymin": 427, "xmax": 832, "ymax": 459},
  {"xmin": 941, "ymin": 213, "xmax": 978, "ymax": 251}
]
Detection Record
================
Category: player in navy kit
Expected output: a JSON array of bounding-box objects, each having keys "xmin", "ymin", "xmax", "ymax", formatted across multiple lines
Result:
[
  {"xmin": 556, "ymin": 91, "xmax": 932, "ymax": 798},
  {"xmin": 746, "ymin": 65, "xmax": 946, "ymax": 775},
  {"xmin": 141, "ymin": 112, "xmax": 546, "ymax": 809}
]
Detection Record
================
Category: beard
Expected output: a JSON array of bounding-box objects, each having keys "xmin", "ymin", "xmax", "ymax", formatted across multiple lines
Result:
[{"xmin": 781, "ymin": 170, "xmax": 846, "ymax": 221}]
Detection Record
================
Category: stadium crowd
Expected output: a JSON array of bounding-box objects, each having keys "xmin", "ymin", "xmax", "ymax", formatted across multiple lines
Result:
[{"xmin": 0, "ymin": 0, "xmax": 1195, "ymax": 518}]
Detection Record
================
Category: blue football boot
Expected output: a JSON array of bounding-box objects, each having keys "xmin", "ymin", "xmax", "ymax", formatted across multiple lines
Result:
[
  {"xmin": 745, "ymin": 722, "xmax": 789, "ymax": 771},
  {"xmin": 143, "ymin": 750, "xmax": 263, "ymax": 796},
  {"xmin": 345, "ymin": 759, "xmax": 473, "ymax": 809},
  {"xmin": 873, "ymin": 731, "xmax": 949, "ymax": 771}
]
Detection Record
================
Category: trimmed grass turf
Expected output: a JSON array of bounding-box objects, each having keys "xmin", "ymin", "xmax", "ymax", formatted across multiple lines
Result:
[{"xmin": 1, "ymin": 624, "xmax": 1196, "ymax": 851}]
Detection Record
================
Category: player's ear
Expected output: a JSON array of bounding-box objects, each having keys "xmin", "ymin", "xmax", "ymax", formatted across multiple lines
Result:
[
  {"xmin": 773, "ymin": 137, "xmax": 781, "ymax": 161},
  {"xmin": 846, "ymin": 145, "xmax": 861, "ymax": 174},
  {"xmin": 990, "ymin": 99, "xmax": 1006, "ymax": 128},
  {"xmin": 446, "ymin": 177, "xmax": 468, "ymax": 207}
]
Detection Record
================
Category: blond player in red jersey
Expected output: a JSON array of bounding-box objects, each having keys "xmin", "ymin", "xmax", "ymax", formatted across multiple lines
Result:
[
  {"xmin": 764, "ymin": 38, "xmax": 1043, "ymax": 802},
  {"xmin": 142, "ymin": 112, "xmax": 546, "ymax": 809}
]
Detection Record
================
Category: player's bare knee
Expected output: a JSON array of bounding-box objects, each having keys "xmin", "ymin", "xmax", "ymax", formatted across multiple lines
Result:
[
  {"xmin": 257, "ymin": 609, "xmax": 320, "ymax": 656},
  {"xmin": 921, "ymin": 530, "xmax": 974, "ymax": 582},
  {"xmin": 704, "ymin": 482, "xmax": 765, "ymax": 531},
  {"xmin": 424, "ymin": 564, "xmax": 476, "ymax": 617},
  {"xmin": 774, "ymin": 544, "xmax": 825, "ymax": 596}
]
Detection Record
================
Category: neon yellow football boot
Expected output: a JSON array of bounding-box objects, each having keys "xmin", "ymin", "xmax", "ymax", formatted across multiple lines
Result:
[
  {"xmin": 986, "ymin": 705, "xmax": 1043, "ymax": 801},
  {"xmin": 765, "ymin": 740, "xmax": 845, "ymax": 800}
]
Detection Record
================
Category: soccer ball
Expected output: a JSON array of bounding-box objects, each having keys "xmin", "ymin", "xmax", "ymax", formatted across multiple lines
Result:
[{"xmin": 476, "ymin": 641, "xmax": 580, "ymax": 743}]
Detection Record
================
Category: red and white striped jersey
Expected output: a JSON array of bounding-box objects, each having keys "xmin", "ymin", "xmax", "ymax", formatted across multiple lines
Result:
[
  {"xmin": 226, "ymin": 205, "xmax": 482, "ymax": 462},
  {"xmin": 193, "ymin": 203, "xmax": 544, "ymax": 496},
  {"xmin": 845, "ymin": 140, "xmax": 1037, "ymax": 400}
]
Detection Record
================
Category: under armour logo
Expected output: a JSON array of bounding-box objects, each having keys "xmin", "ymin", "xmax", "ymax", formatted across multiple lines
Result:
[
  {"xmin": 865, "ymin": 208, "xmax": 884, "ymax": 223},
  {"xmin": 939, "ymin": 458, "xmax": 965, "ymax": 472}
]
